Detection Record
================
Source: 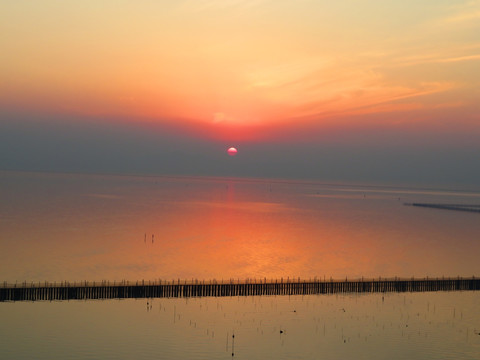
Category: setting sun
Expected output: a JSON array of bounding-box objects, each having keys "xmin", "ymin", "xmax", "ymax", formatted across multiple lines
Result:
[{"xmin": 227, "ymin": 147, "xmax": 238, "ymax": 156}]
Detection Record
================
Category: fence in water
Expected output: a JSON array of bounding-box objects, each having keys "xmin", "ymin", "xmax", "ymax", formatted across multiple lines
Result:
[
  {"xmin": 1, "ymin": 277, "xmax": 479, "ymax": 302},
  {"xmin": 405, "ymin": 203, "xmax": 480, "ymax": 213}
]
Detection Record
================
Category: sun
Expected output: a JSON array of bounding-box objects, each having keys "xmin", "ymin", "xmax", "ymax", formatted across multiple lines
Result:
[{"xmin": 227, "ymin": 147, "xmax": 238, "ymax": 156}]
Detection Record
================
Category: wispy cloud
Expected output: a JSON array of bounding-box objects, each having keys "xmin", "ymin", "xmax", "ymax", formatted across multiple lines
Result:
[
  {"xmin": 243, "ymin": 49, "xmax": 460, "ymax": 123},
  {"xmin": 445, "ymin": 0, "xmax": 480, "ymax": 23},
  {"xmin": 384, "ymin": 50, "xmax": 480, "ymax": 68},
  {"xmin": 294, "ymin": 81, "xmax": 457, "ymax": 121},
  {"xmin": 436, "ymin": 54, "xmax": 480, "ymax": 63}
]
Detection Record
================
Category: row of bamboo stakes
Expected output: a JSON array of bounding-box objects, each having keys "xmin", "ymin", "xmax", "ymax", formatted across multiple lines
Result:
[{"xmin": 1, "ymin": 277, "xmax": 478, "ymax": 302}]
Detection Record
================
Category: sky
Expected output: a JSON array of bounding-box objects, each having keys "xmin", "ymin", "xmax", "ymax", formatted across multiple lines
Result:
[{"xmin": 1, "ymin": 0, "xmax": 480, "ymax": 186}]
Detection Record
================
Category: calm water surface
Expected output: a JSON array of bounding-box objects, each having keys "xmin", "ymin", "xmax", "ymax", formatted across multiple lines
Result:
[
  {"xmin": 1, "ymin": 171, "xmax": 479, "ymax": 282},
  {"xmin": 1, "ymin": 292, "xmax": 480, "ymax": 359},
  {"xmin": 1, "ymin": 171, "xmax": 480, "ymax": 359}
]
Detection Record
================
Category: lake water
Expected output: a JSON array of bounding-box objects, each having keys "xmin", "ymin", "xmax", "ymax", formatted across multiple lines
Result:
[
  {"xmin": 1, "ymin": 171, "xmax": 479, "ymax": 282},
  {"xmin": 1, "ymin": 292, "xmax": 480, "ymax": 359},
  {"xmin": 1, "ymin": 171, "xmax": 480, "ymax": 359}
]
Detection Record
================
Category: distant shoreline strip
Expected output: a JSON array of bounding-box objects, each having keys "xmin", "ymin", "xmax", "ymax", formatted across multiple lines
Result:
[
  {"xmin": 1, "ymin": 277, "xmax": 479, "ymax": 302},
  {"xmin": 406, "ymin": 203, "xmax": 480, "ymax": 213}
]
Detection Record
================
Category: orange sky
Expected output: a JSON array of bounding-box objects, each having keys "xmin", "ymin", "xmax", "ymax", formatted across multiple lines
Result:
[{"xmin": 1, "ymin": 1, "xmax": 479, "ymax": 142}]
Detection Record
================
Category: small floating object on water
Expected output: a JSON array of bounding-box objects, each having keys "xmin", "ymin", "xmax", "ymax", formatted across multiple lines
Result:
[{"xmin": 280, "ymin": 330, "xmax": 284, "ymax": 334}]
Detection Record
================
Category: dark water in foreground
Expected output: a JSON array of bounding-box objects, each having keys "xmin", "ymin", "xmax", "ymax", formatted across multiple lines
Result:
[{"xmin": 1, "ymin": 292, "xmax": 480, "ymax": 359}]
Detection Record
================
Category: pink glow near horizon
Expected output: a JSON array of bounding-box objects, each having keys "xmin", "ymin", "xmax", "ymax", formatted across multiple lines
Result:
[{"xmin": 0, "ymin": 1, "xmax": 479, "ymax": 144}]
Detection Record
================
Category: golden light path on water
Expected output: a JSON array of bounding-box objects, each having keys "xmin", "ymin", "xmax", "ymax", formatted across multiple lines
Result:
[{"xmin": 1, "ymin": 171, "xmax": 480, "ymax": 283}]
